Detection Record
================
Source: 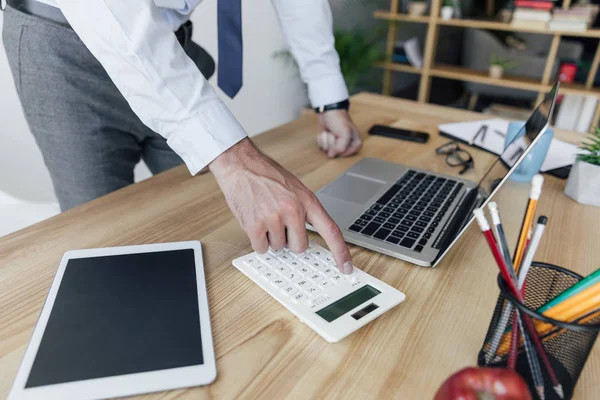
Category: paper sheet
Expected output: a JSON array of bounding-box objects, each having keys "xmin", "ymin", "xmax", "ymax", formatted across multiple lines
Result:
[{"xmin": 438, "ymin": 119, "xmax": 580, "ymax": 172}]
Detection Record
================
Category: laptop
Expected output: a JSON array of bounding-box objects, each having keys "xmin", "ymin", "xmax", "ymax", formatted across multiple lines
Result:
[{"xmin": 313, "ymin": 83, "xmax": 559, "ymax": 267}]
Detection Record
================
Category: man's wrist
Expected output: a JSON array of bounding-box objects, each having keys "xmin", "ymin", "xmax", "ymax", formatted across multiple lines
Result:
[
  {"xmin": 314, "ymin": 99, "xmax": 350, "ymax": 114},
  {"xmin": 208, "ymin": 137, "xmax": 257, "ymax": 178}
]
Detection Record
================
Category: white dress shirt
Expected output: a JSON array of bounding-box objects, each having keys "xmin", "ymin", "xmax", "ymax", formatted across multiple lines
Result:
[{"xmin": 34, "ymin": 0, "xmax": 349, "ymax": 175}]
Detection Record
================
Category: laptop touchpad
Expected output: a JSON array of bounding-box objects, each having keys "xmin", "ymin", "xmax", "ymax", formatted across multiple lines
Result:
[{"xmin": 321, "ymin": 174, "xmax": 385, "ymax": 205}]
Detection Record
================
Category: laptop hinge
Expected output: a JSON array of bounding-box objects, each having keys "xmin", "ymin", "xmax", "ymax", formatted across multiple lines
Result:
[{"xmin": 432, "ymin": 188, "xmax": 479, "ymax": 250}]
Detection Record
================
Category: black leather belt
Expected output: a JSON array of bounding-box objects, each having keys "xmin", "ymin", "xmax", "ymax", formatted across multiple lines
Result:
[{"xmin": 5, "ymin": 0, "xmax": 192, "ymax": 46}]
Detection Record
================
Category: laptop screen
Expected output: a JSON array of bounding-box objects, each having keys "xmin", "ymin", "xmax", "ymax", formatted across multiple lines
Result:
[
  {"xmin": 434, "ymin": 82, "xmax": 559, "ymax": 265},
  {"xmin": 477, "ymin": 82, "xmax": 559, "ymax": 198}
]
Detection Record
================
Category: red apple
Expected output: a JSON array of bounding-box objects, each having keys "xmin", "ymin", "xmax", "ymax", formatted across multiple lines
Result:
[{"xmin": 434, "ymin": 367, "xmax": 532, "ymax": 400}]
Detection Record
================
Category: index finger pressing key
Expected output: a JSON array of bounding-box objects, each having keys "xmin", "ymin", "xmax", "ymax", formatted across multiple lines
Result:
[{"xmin": 306, "ymin": 198, "xmax": 354, "ymax": 274}]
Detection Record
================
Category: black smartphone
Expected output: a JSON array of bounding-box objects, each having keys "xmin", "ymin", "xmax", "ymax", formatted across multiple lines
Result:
[{"xmin": 368, "ymin": 125, "xmax": 429, "ymax": 143}]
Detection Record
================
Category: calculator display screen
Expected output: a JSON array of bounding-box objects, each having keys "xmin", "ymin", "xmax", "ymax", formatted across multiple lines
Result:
[{"xmin": 316, "ymin": 285, "xmax": 381, "ymax": 322}]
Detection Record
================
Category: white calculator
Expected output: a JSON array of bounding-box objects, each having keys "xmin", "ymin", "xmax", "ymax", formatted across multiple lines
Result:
[{"xmin": 232, "ymin": 242, "xmax": 406, "ymax": 343}]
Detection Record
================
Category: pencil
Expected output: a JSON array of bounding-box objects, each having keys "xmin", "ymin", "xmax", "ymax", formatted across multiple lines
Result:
[
  {"xmin": 517, "ymin": 309, "xmax": 545, "ymax": 400},
  {"xmin": 513, "ymin": 174, "xmax": 544, "ymax": 272},
  {"xmin": 508, "ymin": 308, "xmax": 520, "ymax": 371},
  {"xmin": 517, "ymin": 216, "xmax": 548, "ymax": 293},
  {"xmin": 495, "ymin": 282, "xmax": 600, "ymax": 354},
  {"xmin": 538, "ymin": 268, "xmax": 600, "ymax": 314},
  {"xmin": 488, "ymin": 202, "xmax": 517, "ymax": 282},
  {"xmin": 485, "ymin": 203, "xmax": 518, "ymax": 363},
  {"xmin": 474, "ymin": 209, "xmax": 564, "ymax": 399}
]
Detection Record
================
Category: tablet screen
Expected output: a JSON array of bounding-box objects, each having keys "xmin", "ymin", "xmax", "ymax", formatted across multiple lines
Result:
[{"xmin": 25, "ymin": 250, "xmax": 204, "ymax": 388}]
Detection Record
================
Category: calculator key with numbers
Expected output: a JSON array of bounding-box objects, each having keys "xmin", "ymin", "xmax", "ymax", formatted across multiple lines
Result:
[{"xmin": 232, "ymin": 241, "xmax": 406, "ymax": 343}]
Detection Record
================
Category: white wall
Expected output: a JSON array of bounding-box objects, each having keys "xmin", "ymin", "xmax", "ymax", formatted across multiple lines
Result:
[{"xmin": 0, "ymin": 0, "xmax": 307, "ymax": 203}]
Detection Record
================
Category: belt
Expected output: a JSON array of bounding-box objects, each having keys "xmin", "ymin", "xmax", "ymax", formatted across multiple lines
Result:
[{"xmin": 4, "ymin": 0, "xmax": 192, "ymax": 47}]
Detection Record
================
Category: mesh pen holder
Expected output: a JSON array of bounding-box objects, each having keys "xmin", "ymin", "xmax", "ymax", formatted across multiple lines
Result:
[{"xmin": 477, "ymin": 262, "xmax": 600, "ymax": 400}]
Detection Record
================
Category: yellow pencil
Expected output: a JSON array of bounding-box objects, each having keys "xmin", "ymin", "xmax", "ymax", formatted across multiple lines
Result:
[
  {"xmin": 513, "ymin": 175, "xmax": 544, "ymax": 272},
  {"xmin": 495, "ymin": 282, "xmax": 600, "ymax": 356}
]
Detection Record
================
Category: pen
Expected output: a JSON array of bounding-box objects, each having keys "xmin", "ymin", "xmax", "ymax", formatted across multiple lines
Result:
[
  {"xmin": 495, "ymin": 283, "xmax": 600, "ymax": 355},
  {"xmin": 513, "ymin": 175, "xmax": 544, "ymax": 272},
  {"xmin": 517, "ymin": 216, "xmax": 548, "ymax": 293},
  {"xmin": 474, "ymin": 209, "xmax": 563, "ymax": 399},
  {"xmin": 538, "ymin": 268, "xmax": 600, "ymax": 314}
]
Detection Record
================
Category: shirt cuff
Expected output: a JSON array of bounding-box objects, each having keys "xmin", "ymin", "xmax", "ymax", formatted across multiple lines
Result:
[
  {"xmin": 307, "ymin": 73, "xmax": 350, "ymax": 109},
  {"xmin": 167, "ymin": 103, "xmax": 248, "ymax": 175}
]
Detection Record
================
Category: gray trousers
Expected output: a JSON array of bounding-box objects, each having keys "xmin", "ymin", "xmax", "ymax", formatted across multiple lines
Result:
[{"xmin": 2, "ymin": 7, "xmax": 215, "ymax": 211}]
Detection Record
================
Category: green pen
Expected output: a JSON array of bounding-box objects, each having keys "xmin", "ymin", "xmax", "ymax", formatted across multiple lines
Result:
[
  {"xmin": 537, "ymin": 268, "xmax": 600, "ymax": 314},
  {"xmin": 490, "ymin": 268, "xmax": 600, "ymax": 347}
]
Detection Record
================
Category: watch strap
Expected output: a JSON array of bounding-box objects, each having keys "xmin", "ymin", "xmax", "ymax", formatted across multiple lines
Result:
[{"xmin": 314, "ymin": 99, "xmax": 350, "ymax": 114}]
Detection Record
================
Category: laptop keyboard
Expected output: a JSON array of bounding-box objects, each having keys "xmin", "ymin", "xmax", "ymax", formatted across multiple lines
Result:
[{"xmin": 348, "ymin": 170, "xmax": 464, "ymax": 252}]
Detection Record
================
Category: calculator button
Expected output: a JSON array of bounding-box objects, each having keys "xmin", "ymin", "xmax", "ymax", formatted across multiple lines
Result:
[
  {"xmin": 275, "ymin": 265, "xmax": 289, "ymax": 274},
  {"xmin": 254, "ymin": 264, "xmax": 266, "ymax": 273},
  {"xmin": 322, "ymin": 268, "xmax": 335, "ymax": 277},
  {"xmin": 244, "ymin": 257, "xmax": 260, "ymax": 268},
  {"xmin": 287, "ymin": 260, "xmax": 302, "ymax": 269},
  {"xmin": 330, "ymin": 274, "xmax": 344, "ymax": 283},
  {"xmin": 310, "ymin": 260, "xmax": 325, "ymax": 270},
  {"xmin": 306, "ymin": 285, "xmax": 321, "ymax": 295},
  {"xmin": 299, "ymin": 254, "xmax": 317, "ymax": 265},
  {"xmin": 307, "ymin": 273, "xmax": 323, "ymax": 282},
  {"xmin": 297, "ymin": 280, "xmax": 310, "ymax": 289},
  {"xmin": 299, "ymin": 265, "xmax": 311, "ymax": 275},
  {"xmin": 271, "ymin": 277, "xmax": 287, "ymax": 288},
  {"xmin": 286, "ymin": 272, "xmax": 302, "ymax": 283},
  {"xmin": 282, "ymin": 285, "xmax": 298, "ymax": 297},
  {"xmin": 263, "ymin": 271, "xmax": 276, "ymax": 280},
  {"xmin": 320, "ymin": 254, "xmax": 334, "ymax": 264},
  {"xmin": 280, "ymin": 253, "xmax": 293, "ymax": 262},
  {"xmin": 268, "ymin": 248, "xmax": 285, "ymax": 256},
  {"xmin": 318, "ymin": 280, "xmax": 332, "ymax": 289},
  {"xmin": 292, "ymin": 292, "xmax": 308, "ymax": 303},
  {"xmin": 257, "ymin": 254, "xmax": 281, "ymax": 267}
]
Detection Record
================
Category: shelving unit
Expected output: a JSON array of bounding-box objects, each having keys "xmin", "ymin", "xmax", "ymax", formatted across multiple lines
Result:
[{"xmin": 375, "ymin": 0, "xmax": 600, "ymax": 127}]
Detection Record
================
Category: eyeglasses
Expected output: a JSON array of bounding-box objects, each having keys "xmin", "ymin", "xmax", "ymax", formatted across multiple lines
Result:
[{"xmin": 435, "ymin": 141, "xmax": 474, "ymax": 175}]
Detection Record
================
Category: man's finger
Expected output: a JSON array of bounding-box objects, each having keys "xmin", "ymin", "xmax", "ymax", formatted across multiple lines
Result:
[
  {"xmin": 306, "ymin": 197, "xmax": 353, "ymax": 274},
  {"xmin": 340, "ymin": 135, "xmax": 362, "ymax": 157},
  {"xmin": 250, "ymin": 230, "xmax": 269, "ymax": 254},
  {"xmin": 284, "ymin": 217, "xmax": 309, "ymax": 254},
  {"xmin": 328, "ymin": 130, "xmax": 351, "ymax": 158},
  {"xmin": 267, "ymin": 220, "xmax": 286, "ymax": 251},
  {"xmin": 317, "ymin": 131, "xmax": 328, "ymax": 151}
]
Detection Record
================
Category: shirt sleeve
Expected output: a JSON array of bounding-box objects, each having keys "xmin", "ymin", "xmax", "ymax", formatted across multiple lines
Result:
[
  {"xmin": 271, "ymin": 0, "xmax": 349, "ymax": 108},
  {"xmin": 56, "ymin": 0, "xmax": 247, "ymax": 175}
]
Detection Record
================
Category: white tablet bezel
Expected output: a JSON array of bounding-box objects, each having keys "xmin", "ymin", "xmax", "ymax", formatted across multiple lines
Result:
[{"xmin": 8, "ymin": 241, "xmax": 216, "ymax": 400}]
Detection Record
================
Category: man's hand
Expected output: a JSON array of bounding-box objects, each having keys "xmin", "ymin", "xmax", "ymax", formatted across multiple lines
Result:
[
  {"xmin": 317, "ymin": 109, "xmax": 362, "ymax": 158},
  {"xmin": 209, "ymin": 138, "xmax": 354, "ymax": 274}
]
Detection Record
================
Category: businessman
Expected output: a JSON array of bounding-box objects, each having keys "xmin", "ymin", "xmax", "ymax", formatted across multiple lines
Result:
[{"xmin": 2, "ymin": 0, "xmax": 362, "ymax": 273}]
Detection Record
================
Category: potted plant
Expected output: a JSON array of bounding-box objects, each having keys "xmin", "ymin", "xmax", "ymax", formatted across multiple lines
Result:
[
  {"xmin": 564, "ymin": 127, "xmax": 600, "ymax": 207},
  {"xmin": 274, "ymin": 27, "xmax": 385, "ymax": 95},
  {"xmin": 489, "ymin": 53, "xmax": 518, "ymax": 79},
  {"xmin": 408, "ymin": 0, "xmax": 428, "ymax": 16},
  {"xmin": 440, "ymin": 0, "xmax": 454, "ymax": 20}
]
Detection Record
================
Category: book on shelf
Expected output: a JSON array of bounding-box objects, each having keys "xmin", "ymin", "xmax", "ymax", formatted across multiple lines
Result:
[
  {"xmin": 555, "ymin": 95, "xmax": 597, "ymax": 134},
  {"xmin": 514, "ymin": 1, "xmax": 555, "ymax": 11},
  {"xmin": 513, "ymin": 8, "xmax": 553, "ymax": 22},
  {"xmin": 511, "ymin": 19, "xmax": 549, "ymax": 29},
  {"xmin": 548, "ymin": 20, "xmax": 588, "ymax": 32},
  {"xmin": 393, "ymin": 38, "xmax": 423, "ymax": 68},
  {"xmin": 549, "ymin": 5, "xmax": 598, "ymax": 32}
]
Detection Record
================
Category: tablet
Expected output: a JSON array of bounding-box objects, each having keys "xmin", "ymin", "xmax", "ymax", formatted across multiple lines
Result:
[{"xmin": 9, "ymin": 241, "xmax": 216, "ymax": 400}]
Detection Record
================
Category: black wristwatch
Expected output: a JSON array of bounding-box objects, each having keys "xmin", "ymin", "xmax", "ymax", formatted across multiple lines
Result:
[{"xmin": 314, "ymin": 99, "xmax": 350, "ymax": 114}]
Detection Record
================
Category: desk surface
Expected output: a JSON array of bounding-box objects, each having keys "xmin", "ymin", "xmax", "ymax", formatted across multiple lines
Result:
[{"xmin": 1, "ymin": 94, "xmax": 599, "ymax": 399}]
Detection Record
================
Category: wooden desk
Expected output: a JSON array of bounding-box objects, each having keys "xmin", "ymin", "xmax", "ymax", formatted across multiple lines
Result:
[{"xmin": 1, "ymin": 94, "xmax": 598, "ymax": 399}]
